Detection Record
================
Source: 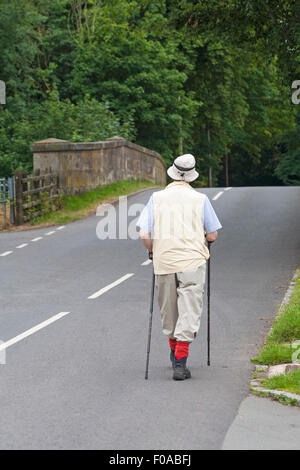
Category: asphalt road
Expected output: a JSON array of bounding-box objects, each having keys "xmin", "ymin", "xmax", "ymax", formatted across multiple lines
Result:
[{"xmin": 0, "ymin": 186, "xmax": 299, "ymax": 449}]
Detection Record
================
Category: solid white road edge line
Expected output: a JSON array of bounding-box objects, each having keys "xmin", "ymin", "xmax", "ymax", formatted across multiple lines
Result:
[
  {"xmin": 31, "ymin": 237, "xmax": 43, "ymax": 242},
  {"xmin": 141, "ymin": 259, "xmax": 152, "ymax": 266},
  {"xmin": 0, "ymin": 312, "xmax": 70, "ymax": 352},
  {"xmin": 212, "ymin": 191, "xmax": 224, "ymax": 201},
  {"xmin": 0, "ymin": 251, "xmax": 13, "ymax": 256},
  {"xmin": 88, "ymin": 273, "xmax": 135, "ymax": 299}
]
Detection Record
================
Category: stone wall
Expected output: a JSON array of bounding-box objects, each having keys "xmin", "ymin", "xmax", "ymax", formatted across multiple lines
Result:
[{"xmin": 31, "ymin": 136, "xmax": 166, "ymax": 194}]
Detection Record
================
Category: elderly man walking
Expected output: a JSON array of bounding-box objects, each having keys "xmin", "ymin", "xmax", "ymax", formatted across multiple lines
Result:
[{"xmin": 137, "ymin": 154, "xmax": 222, "ymax": 380}]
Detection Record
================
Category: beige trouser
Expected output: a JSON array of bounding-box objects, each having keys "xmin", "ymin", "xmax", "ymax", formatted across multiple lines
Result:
[{"xmin": 155, "ymin": 264, "xmax": 206, "ymax": 343}]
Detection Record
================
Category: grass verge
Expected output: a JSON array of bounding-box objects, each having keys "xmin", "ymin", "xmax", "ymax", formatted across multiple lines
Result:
[
  {"xmin": 252, "ymin": 343, "xmax": 296, "ymax": 366},
  {"xmin": 252, "ymin": 270, "xmax": 300, "ymax": 366},
  {"xmin": 261, "ymin": 369, "xmax": 300, "ymax": 395},
  {"xmin": 28, "ymin": 180, "xmax": 159, "ymax": 226}
]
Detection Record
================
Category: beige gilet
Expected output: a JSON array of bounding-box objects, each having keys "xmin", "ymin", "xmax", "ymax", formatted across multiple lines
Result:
[{"xmin": 153, "ymin": 181, "xmax": 209, "ymax": 274}]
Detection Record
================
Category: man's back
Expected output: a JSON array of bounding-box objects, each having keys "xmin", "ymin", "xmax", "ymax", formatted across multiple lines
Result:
[{"xmin": 153, "ymin": 181, "xmax": 209, "ymax": 274}]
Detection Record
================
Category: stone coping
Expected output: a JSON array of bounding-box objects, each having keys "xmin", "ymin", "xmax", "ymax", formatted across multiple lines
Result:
[{"xmin": 30, "ymin": 137, "xmax": 166, "ymax": 167}]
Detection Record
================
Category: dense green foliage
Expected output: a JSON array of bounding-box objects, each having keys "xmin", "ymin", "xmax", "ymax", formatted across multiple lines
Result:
[
  {"xmin": 0, "ymin": 90, "xmax": 135, "ymax": 174},
  {"xmin": 0, "ymin": 0, "xmax": 299, "ymax": 185}
]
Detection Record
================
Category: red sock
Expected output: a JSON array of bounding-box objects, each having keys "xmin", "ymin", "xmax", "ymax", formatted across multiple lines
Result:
[
  {"xmin": 175, "ymin": 341, "xmax": 190, "ymax": 360},
  {"xmin": 168, "ymin": 338, "xmax": 177, "ymax": 351}
]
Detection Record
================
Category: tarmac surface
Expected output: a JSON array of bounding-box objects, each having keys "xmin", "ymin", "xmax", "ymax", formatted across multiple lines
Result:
[{"xmin": 0, "ymin": 186, "xmax": 299, "ymax": 449}]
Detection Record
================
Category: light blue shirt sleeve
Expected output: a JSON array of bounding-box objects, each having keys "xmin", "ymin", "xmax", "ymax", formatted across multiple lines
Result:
[
  {"xmin": 136, "ymin": 195, "xmax": 154, "ymax": 234},
  {"xmin": 203, "ymin": 196, "xmax": 222, "ymax": 233}
]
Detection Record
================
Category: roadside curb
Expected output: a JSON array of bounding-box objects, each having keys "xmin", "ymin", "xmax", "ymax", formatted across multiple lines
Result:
[
  {"xmin": 273, "ymin": 271, "xmax": 298, "ymax": 319},
  {"xmin": 250, "ymin": 377, "xmax": 300, "ymax": 407},
  {"xmin": 250, "ymin": 269, "xmax": 300, "ymax": 407}
]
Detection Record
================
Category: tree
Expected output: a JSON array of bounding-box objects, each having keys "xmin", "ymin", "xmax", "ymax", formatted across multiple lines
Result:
[
  {"xmin": 0, "ymin": 0, "xmax": 298, "ymax": 186},
  {"xmin": 0, "ymin": 0, "xmax": 43, "ymax": 104},
  {"xmin": 170, "ymin": 0, "xmax": 299, "ymax": 83},
  {"xmin": 69, "ymin": 0, "xmax": 199, "ymax": 159},
  {"xmin": 0, "ymin": 89, "xmax": 135, "ymax": 176},
  {"xmin": 168, "ymin": 0, "xmax": 297, "ymax": 185},
  {"xmin": 275, "ymin": 108, "xmax": 300, "ymax": 185}
]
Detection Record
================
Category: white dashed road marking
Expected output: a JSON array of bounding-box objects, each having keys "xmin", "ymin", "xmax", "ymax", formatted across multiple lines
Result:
[
  {"xmin": 31, "ymin": 237, "xmax": 43, "ymax": 242},
  {"xmin": 3, "ymin": 224, "xmax": 67, "ymax": 258},
  {"xmin": 88, "ymin": 273, "xmax": 135, "ymax": 299},
  {"xmin": 141, "ymin": 259, "xmax": 152, "ymax": 266},
  {"xmin": 212, "ymin": 191, "xmax": 224, "ymax": 201},
  {"xmin": 224, "ymin": 187, "xmax": 232, "ymax": 191},
  {"xmin": 0, "ymin": 312, "xmax": 70, "ymax": 353},
  {"xmin": 0, "ymin": 251, "xmax": 13, "ymax": 257}
]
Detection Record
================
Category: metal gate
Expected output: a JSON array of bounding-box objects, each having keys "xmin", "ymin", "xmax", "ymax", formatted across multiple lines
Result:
[{"xmin": 0, "ymin": 177, "xmax": 15, "ymax": 227}]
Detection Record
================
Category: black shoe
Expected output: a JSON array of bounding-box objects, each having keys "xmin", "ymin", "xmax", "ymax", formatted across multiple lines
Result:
[
  {"xmin": 170, "ymin": 349, "xmax": 175, "ymax": 369},
  {"xmin": 173, "ymin": 356, "xmax": 191, "ymax": 381}
]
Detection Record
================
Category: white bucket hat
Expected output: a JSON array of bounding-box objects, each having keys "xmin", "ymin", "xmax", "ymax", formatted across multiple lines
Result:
[{"xmin": 167, "ymin": 154, "xmax": 199, "ymax": 182}]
